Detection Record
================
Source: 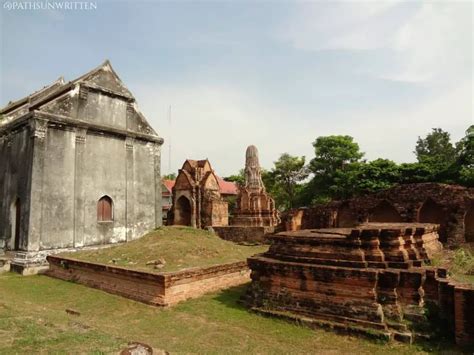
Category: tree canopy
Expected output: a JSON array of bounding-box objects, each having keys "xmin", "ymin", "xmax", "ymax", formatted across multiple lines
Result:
[{"xmin": 223, "ymin": 125, "xmax": 472, "ymax": 210}]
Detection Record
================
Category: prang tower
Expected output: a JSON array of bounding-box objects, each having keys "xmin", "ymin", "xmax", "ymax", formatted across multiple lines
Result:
[{"xmin": 231, "ymin": 145, "xmax": 280, "ymax": 227}]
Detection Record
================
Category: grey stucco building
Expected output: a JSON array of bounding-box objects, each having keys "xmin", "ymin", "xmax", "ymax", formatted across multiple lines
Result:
[{"xmin": 0, "ymin": 60, "xmax": 163, "ymax": 273}]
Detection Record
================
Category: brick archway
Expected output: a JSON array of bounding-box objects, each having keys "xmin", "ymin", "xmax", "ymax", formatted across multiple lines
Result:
[
  {"xmin": 175, "ymin": 196, "xmax": 192, "ymax": 226},
  {"xmin": 418, "ymin": 198, "xmax": 447, "ymax": 243},
  {"xmin": 369, "ymin": 200, "xmax": 402, "ymax": 223},
  {"xmin": 337, "ymin": 204, "xmax": 358, "ymax": 227}
]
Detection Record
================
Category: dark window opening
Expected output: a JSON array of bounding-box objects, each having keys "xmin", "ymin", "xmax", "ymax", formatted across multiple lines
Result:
[
  {"xmin": 175, "ymin": 196, "xmax": 192, "ymax": 226},
  {"xmin": 14, "ymin": 198, "xmax": 21, "ymax": 250}
]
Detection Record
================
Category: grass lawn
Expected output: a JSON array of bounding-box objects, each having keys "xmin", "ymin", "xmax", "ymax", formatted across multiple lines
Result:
[
  {"xmin": 59, "ymin": 226, "xmax": 268, "ymax": 273},
  {"xmin": 0, "ymin": 273, "xmax": 469, "ymax": 354}
]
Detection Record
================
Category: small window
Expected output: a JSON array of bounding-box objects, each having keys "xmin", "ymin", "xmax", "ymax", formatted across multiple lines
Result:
[{"xmin": 97, "ymin": 196, "xmax": 113, "ymax": 222}]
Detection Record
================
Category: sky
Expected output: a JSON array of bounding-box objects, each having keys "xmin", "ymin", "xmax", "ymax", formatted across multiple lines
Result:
[{"xmin": 1, "ymin": 0, "xmax": 472, "ymax": 177}]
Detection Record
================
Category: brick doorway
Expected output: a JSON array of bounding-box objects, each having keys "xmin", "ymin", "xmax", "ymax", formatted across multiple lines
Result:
[
  {"xmin": 418, "ymin": 198, "xmax": 447, "ymax": 243},
  {"xmin": 175, "ymin": 196, "xmax": 192, "ymax": 226}
]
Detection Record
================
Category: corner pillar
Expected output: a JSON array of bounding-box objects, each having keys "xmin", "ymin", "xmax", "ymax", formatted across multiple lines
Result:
[
  {"xmin": 73, "ymin": 127, "xmax": 87, "ymax": 247},
  {"xmin": 126, "ymin": 137, "xmax": 135, "ymax": 240},
  {"xmin": 153, "ymin": 142, "xmax": 162, "ymax": 228},
  {"xmin": 26, "ymin": 118, "xmax": 48, "ymax": 252}
]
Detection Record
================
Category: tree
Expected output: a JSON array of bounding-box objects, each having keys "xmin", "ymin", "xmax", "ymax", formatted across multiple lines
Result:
[
  {"xmin": 398, "ymin": 162, "xmax": 435, "ymax": 183},
  {"xmin": 223, "ymin": 169, "xmax": 245, "ymax": 187},
  {"xmin": 162, "ymin": 173, "xmax": 176, "ymax": 180},
  {"xmin": 310, "ymin": 135, "xmax": 364, "ymax": 175},
  {"xmin": 307, "ymin": 135, "xmax": 364, "ymax": 201},
  {"xmin": 455, "ymin": 125, "xmax": 474, "ymax": 187},
  {"xmin": 270, "ymin": 154, "xmax": 309, "ymax": 209},
  {"xmin": 353, "ymin": 159, "xmax": 400, "ymax": 194},
  {"xmin": 415, "ymin": 128, "xmax": 457, "ymax": 169}
]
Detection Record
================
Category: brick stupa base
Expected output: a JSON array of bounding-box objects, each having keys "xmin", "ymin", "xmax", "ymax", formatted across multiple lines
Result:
[{"xmin": 243, "ymin": 223, "xmax": 474, "ymax": 345}]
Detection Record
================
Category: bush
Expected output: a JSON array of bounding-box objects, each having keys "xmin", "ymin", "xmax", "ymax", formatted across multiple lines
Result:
[{"xmin": 451, "ymin": 248, "xmax": 474, "ymax": 276}]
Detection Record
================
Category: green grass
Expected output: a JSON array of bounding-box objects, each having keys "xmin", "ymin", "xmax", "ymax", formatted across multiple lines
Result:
[
  {"xmin": 59, "ymin": 226, "xmax": 268, "ymax": 273},
  {"xmin": 448, "ymin": 246, "xmax": 474, "ymax": 284},
  {"xmin": 0, "ymin": 273, "xmax": 468, "ymax": 354},
  {"xmin": 430, "ymin": 245, "xmax": 474, "ymax": 285}
]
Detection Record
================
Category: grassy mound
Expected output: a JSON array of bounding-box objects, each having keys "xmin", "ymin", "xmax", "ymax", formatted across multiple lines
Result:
[{"xmin": 60, "ymin": 226, "xmax": 268, "ymax": 273}]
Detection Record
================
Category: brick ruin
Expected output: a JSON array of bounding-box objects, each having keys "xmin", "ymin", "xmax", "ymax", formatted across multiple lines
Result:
[
  {"xmin": 214, "ymin": 145, "xmax": 280, "ymax": 243},
  {"xmin": 243, "ymin": 223, "xmax": 474, "ymax": 345},
  {"xmin": 231, "ymin": 145, "xmax": 280, "ymax": 227},
  {"xmin": 281, "ymin": 183, "xmax": 474, "ymax": 246},
  {"xmin": 47, "ymin": 255, "xmax": 250, "ymax": 307},
  {"xmin": 168, "ymin": 159, "xmax": 228, "ymax": 228}
]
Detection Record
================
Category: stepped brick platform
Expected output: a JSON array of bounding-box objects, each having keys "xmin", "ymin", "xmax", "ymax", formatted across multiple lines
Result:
[
  {"xmin": 47, "ymin": 256, "xmax": 250, "ymax": 307},
  {"xmin": 244, "ymin": 223, "xmax": 474, "ymax": 345}
]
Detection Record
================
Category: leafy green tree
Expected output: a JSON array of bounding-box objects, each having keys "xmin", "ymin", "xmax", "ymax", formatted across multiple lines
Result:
[
  {"xmin": 223, "ymin": 169, "xmax": 245, "ymax": 186},
  {"xmin": 455, "ymin": 125, "xmax": 474, "ymax": 186},
  {"xmin": 353, "ymin": 159, "xmax": 400, "ymax": 194},
  {"xmin": 307, "ymin": 135, "xmax": 364, "ymax": 201},
  {"xmin": 162, "ymin": 173, "xmax": 177, "ymax": 180},
  {"xmin": 269, "ymin": 153, "xmax": 309, "ymax": 209},
  {"xmin": 415, "ymin": 128, "xmax": 457, "ymax": 170},
  {"xmin": 310, "ymin": 135, "xmax": 364, "ymax": 175},
  {"xmin": 398, "ymin": 162, "xmax": 435, "ymax": 183}
]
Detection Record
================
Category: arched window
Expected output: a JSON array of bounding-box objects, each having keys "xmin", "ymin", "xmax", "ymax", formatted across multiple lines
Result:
[{"xmin": 97, "ymin": 196, "xmax": 113, "ymax": 222}]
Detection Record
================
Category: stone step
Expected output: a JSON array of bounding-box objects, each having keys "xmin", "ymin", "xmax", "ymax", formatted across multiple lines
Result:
[{"xmin": 392, "ymin": 331, "xmax": 413, "ymax": 344}]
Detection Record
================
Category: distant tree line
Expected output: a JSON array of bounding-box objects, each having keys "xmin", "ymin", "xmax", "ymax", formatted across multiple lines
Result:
[{"xmin": 224, "ymin": 125, "xmax": 474, "ymax": 211}]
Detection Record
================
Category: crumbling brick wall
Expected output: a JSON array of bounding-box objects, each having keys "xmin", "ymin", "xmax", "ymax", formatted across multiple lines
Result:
[{"xmin": 283, "ymin": 183, "xmax": 474, "ymax": 246}]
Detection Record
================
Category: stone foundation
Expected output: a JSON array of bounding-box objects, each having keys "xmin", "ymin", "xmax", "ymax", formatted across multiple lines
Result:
[
  {"xmin": 213, "ymin": 226, "xmax": 274, "ymax": 244},
  {"xmin": 47, "ymin": 256, "xmax": 250, "ymax": 307},
  {"xmin": 244, "ymin": 223, "xmax": 474, "ymax": 345},
  {"xmin": 9, "ymin": 243, "xmax": 125, "ymax": 275},
  {"xmin": 0, "ymin": 256, "xmax": 11, "ymax": 273}
]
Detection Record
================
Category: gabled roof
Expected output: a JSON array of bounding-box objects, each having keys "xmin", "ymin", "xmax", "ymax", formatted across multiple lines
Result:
[
  {"xmin": 1, "ymin": 60, "xmax": 159, "ymax": 138},
  {"xmin": 162, "ymin": 179, "xmax": 175, "ymax": 193},
  {"xmin": 162, "ymin": 176, "xmax": 238, "ymax": 196},
  {"xmin": 71, "ymin": 59, "xmax": 134, "ymax": 99},
  {"xmin": 1, "ymin": 60, "xmax": 134, "ymax": 116},
  {"xmin": 217, "ymin": 177, "xmax": 238, "ymax": 195},
  {"xmin": 182, "ymin": 159, "xmax": 211, "ymax": 173}
]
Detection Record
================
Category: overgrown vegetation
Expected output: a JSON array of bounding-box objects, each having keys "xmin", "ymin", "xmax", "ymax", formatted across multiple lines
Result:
[
  {"xmin": 0, "ymin": 273, "xmax": 468, "ymax": 354},
  {"xmin": 429, "ymin": 245, "xmax": 474, "ymax": 285},
  {"xmin": 449, "ymin": 247, "xmax": 474, "ymax": 284},
  {"xmin": 59, "ymin": 226, "xmax": 267, "ymax": 273},
  {"xmin": 225, "ymin": 125, "xmax": 473, "ymax": 209}
]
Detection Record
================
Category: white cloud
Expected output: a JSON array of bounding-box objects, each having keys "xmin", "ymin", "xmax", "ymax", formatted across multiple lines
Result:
[
  {"xmin": 387, "ymin": 1, "xmax": 473, "ymax": 83},
  {"xmin": 279, "ymin": 1, "xmax": 400, "ymax": 51},
  {"xmin": 279, "ymin": 1, "xmax": 472, "ymax": 83}
]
